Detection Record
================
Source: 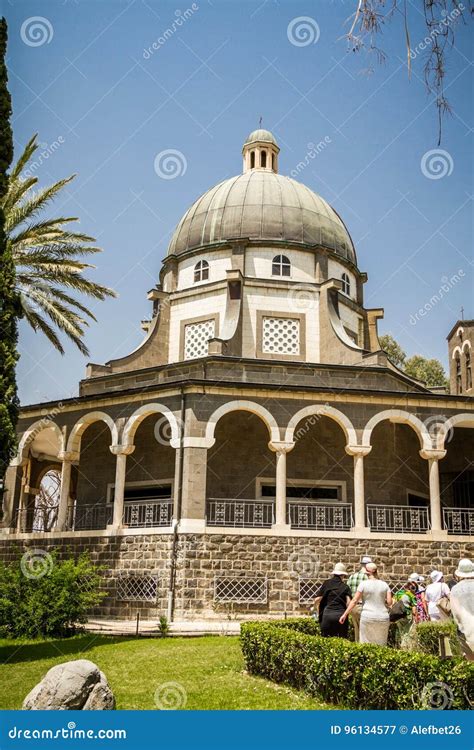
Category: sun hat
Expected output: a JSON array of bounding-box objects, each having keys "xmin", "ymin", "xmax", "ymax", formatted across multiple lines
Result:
[
  {"xmin": 408, "ymin": 572, "xmax": 420, "ymax": 582},
  {"xmin": 454, "ymin": 558, "xmax": 474, "ymax": 579},
  {"xmin": 430, "ymin": 570, "xmax": 443, "ymax": 583},
  {"xmin": 361, "ymin": 555, "xmax": 372, "ymax": 565},
  {"xmin": 332, "ymin": 562, "xmax": 348, "ymax": 576},
  {"xmin": 365, "ymin": 562, "xmax": 377, "ymax": 574}
]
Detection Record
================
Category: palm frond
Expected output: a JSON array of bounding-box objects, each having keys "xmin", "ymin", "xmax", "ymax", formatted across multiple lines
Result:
[{"xmin": 6, "ymin": 177, "xmax": 76, "ymax": 232}]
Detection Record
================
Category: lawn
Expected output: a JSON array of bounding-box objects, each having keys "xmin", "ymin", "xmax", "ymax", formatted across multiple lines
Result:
[{"xmin": 0, "ymin": 635, "xmax": 332, "ymax": 710}]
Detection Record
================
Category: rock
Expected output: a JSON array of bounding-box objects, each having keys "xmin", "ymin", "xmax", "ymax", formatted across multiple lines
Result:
[{"xmin": 23, "ymin": 660, "xmax": 115, "ymax": 710}]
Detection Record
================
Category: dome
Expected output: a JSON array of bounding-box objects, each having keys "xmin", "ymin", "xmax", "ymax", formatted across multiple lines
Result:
[
  {"xmin": 167, "ymin": 170, "xmax": 356, "ymax": 263},
  {"xmin": 243, "ymin": 129, "xmax": 279, "ymax": 147}
]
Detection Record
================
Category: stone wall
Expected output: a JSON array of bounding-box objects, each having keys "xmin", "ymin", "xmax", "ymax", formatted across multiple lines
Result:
[{"xmin": 0, "ymin": 532, "xmax": 472, "ymax": 622}]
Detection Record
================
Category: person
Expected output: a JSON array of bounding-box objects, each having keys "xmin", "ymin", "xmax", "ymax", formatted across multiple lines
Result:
[
  {"xmin": 408, "ymin": 573, "xmax": 429, "ymax": 623},
  {"xmin": 347, "ymin": 555, "xmax": 372, "ymax": 642},
  {"xmin": 393, "ymin": 581, "xmax": 417, "ymax": 646},
  {"xmin": 312, "ymin": 563, "xmax": 352, "ymax": 639},
  {"xmin": 450, "ymin": 558, "xmax": 474, "ymax": 661},
  {"xmin": 340, "ymin": 562, "xmax": 392, "ymax": 646},
  {"xmin": 425, "ymin": 571, "xmax": 451, "ymax": 621}
]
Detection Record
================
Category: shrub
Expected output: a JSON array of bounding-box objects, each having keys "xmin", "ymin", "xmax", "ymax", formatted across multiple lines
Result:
[
  {"xmin": 240, "ymin": 620, "xmax": 473, "ymax": 710},
  {"xmin": 0, "ymin": 550, "xmax": 105, "ymax": 638},
  {"xmin": 410, "ymin": 621, "xmax": 461, "ymax": 657}
]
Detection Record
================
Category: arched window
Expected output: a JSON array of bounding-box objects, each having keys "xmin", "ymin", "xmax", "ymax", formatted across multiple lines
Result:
[
  {"xmin": 260, "ymin": 150, "xmax": 267, "ymax": 168},
  {"xmin": 271, "ymin": 154, "xmax": 275, "ymax": 171},
  {"xmin": 272, "ymin": 255, "xmax": 291, "ymax": 277},
  {"xmin": 194, "ymin": 259, "xmax": 209, "ymax": 283},
  {"xmin": 455, "ymin": 354, "xmax": 462, "ymax": 394},
  {"xmin": 466, "ymin": 347, "xmax": 472, "ymax": 390},
  {"xmin": 250, "ymin": 150, "xmax": 255, "ymax": 169},
  {"xmin": 341, "ymin": 273, "xmax": 351, "ymax": 296},
  {"xmin": 34, "ymin": 468, "xmax": 61, "ymax": 532}
]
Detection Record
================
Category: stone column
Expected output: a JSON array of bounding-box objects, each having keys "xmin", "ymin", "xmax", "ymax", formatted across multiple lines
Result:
[
  {"xmin": 269, "ymin": 442, "xmax": 294, "ymax": 531},
  {"xmin": 179, "ymin": 438, "xmax": 213, "ymax": 533},
  {"xmin": 16, "ymin": 461, "xmax": 30, "ymax": 533},
  {"xmin": 56, "ymin": 451, "xmax": 79, "ymax": 530},
  {"xmin": 345, "ymin": 445, "xmax": 372, "ymax": 532},
  {"xmin": 420, "ymin": 449, "xmax": 446, "ymax": 533},
  {"xmin": 1, "ymin": 464, "xmax": 22, "ymax": 530},
  {"xmin": 110, "ymin": 445, "xmax": 135, "ymax": 529}
]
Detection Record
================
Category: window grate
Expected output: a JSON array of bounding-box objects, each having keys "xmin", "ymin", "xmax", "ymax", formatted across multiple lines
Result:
[
  {"xmin": 116, "ymin": 575, "xmax": 158, "ymax": 602},
  {"xmin": 298, "ymin": 578, "xmax": 322, "ymax": 604},
  {"xmin": 184, "ymin": 318, "xmax": 215, "ymax": 359},
  {"xmin": 214, "ymin": 576, "xmax": 267, "ymax": 603},
  {"xmin": 262, "ymin": 316, "xmax": 299, "ymax": 355}
]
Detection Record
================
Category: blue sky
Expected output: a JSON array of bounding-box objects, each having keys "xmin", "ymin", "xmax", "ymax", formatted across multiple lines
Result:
[{"xmin": 5, "ymin": 0, "xmax": 473, "ymax": 405}]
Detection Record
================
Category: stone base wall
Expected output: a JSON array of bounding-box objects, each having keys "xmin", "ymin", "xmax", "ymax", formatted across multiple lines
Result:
[{"xmin": 0, "ymin": 533, "xmax": 472, "ymax": 622}]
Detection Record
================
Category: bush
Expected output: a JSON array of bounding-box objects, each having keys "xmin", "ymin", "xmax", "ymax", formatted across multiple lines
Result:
[
  {"xmin": 410, "ymin": 621, "xmax": 461, "ymax": 657},
  {"xmin": 0, "ymin": 550, "xmax": 105, "ymax": 638},
  {"xmin": 240, "ymin": 620, "xmax": 473, "ymax": 710}
]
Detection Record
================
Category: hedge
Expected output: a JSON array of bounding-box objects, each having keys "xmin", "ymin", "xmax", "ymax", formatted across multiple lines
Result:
[
  {"xmin": 410, "ymin": 621, "xmax": 461, "ymax": 657},
  {"xmin": 240, "ymin": 620, "xmax": 473, "ymax": 710}
]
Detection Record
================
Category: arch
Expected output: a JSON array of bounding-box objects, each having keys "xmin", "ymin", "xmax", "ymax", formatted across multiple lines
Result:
[
  {"xmin": 272, "ymin": 254, "xmax": 291, "ymax": 277},
  {"xmin": 361, "ymin": 409, "xmax": 431, "ymax": 451},
  {"xmin": 260, "ymin": 150, "xmax": 267, "ymax": 168},
  {"xmin": 205, "ymin": 400, "xmax": 280, "ymax": 444},
  {"xmin": 341, "ymin": 272, "xmax": 351, "ymax": 296},
  {"xmin": 66, "ymin": 411, "xmax": 118, "ymax": 453},
  {"xmin": 284, "ymin": 405, "xmax": 358, "ymax": 446},
  {"xmin": 122, "ymin": 403, "xmax": 181, "ymax": 448},
  {"xmin": 462, "ymin": 340, "xmax": 472, "ymax": 352},
  {"xmin": 250, "ymin": 150, "xmax": 255, "ymax": 169},
  {"xmin": 194, "ymin": 259, "xmax": 209, "ymax": 283},
  {"xmin": 452, "ymin": 346, "xmax": 462, "ymax": 359},
  {"xmin": 16, "ymin": 420, "xmax": 64, "ymax": 463},
  {"xmin": 435, "ymin": 413, "xmax": 474, "ymax": 450}
]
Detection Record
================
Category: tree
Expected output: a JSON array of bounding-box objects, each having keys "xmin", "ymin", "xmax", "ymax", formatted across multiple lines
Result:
[
  {"xmin": 0, "ymin": 18, "xmax": 19, "ymax": 483},
  {"xmin": 2, "ymin": 135, "xmax": 116, "ymax": 355},
  {"xmin": 404, "ymin": 355, "xmax": 448, "ymax": 387},
  {"xmin": 379, "ymin": 334, "xmax": 406, "ymax": 369},
  {"xmin": 346, "ymin": 1, "xmax": 473, "ymax": 143},
  {"xmin": 380, "ymin": 333, "xmax": 448, "ymax": 387}
]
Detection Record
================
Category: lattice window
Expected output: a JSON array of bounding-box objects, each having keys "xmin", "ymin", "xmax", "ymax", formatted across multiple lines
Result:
[
  {"xmin": 116, "ymin": 575, "xmax": 158, "ymax": 602},
  {"xmin": 262, "ymin": 316, "xmax": 299, "ymax": 355},
  {"xmin": 214, "ymin": 576, "xmax": 267, "ymax": 603},
  {"xmin": 184, "ymin": 318, "xmax": 215, "ymax": 360},
  {"xmin": 299, "ymin": 578, "xmax": 322, "ymax": 604}
]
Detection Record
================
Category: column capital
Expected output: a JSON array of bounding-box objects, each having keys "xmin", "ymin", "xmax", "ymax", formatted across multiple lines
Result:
[
  {"xmin": 345, "ymin": 445, "xmax": 372, "ymax": 458},
  {"xmin": 268, "ymin": 441, "xmax": 295, "ymax": 454},
  {"xmin": 110, "ymin": 444, "xmax": 135, "ymax": 456},
  {"xmin": 58, "ymin": 450, "xmax": 80, "ymax": 463},
  {"xmin": 419, "ymin": 449, "xmax": 446, "ymax": 461}
]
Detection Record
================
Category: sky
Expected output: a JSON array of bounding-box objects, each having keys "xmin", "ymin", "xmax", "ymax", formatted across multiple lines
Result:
[{"xmin": 4, "ymin": 0, "xmax": 474, "ymax": 406}]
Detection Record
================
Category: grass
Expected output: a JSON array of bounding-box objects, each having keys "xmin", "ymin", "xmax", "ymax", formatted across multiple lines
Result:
[{"xmin": 0, "ymin": 635, "xmax": 332, "ymax": 710}]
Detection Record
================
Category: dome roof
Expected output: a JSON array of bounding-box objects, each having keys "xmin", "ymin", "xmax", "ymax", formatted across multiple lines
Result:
[
  {"xmin": 243, "ymin": 129, "xmax": 279, "ymax": 147},
  {"xmin": 167, "ymin": 170, "xmax": 356, "ymax": 263}
]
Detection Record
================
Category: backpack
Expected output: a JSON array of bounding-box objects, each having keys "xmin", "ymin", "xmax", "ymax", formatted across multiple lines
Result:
[{"xmin": 389, "ymin": 599, "xmax": 407, "ymax": 622}]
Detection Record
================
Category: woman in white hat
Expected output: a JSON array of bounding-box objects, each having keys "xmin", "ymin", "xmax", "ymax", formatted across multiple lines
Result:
[
  {"xmin": 312, "ymin": 563, "xmax": 352, "ymax": 639},
  {"xmin": 450, "ymin": 558, "xmax": 474, "ymax": 661},
  {"xmin": 425, "ymin": 571, "xmax": 450, "ymax": 621},
  {"xmin": 340, "ymin": 563, "xmax": 392, "ymax": 645}
]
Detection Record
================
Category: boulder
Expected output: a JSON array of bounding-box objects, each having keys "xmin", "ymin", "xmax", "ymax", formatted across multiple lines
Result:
[{"xmin": 23, "ymin": 659, "xmax": 115, "ymax": 710}]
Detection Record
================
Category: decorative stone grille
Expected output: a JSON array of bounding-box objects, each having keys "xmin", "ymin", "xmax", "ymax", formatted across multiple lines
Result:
[
  {"xmin": 116, "ymin": 575, "xmax": 158, "ymax": 602},
  {"xmin": 298, "ymin": 578, "xmax": 322, "ymax": 604},
  {"xmin": 184, "ymin": 319, "xmax": 215, "ymax": 359},
  {"xmin": 214, "ymin": 576, "xmax": 267, "ymax": 603},
  {"xmin": 262, "ymin": 316, "xmax": 299, "ymax": 355}
]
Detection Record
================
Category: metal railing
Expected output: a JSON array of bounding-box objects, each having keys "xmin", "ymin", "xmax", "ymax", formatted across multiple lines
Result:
[
  {"xmin": 367, "ymin": 505, "xmax": 431, "ymax": 534},
  {"xmin": 13, "ymin": 507, "xmax": 59, "ymax": 533},
  {"xmin": 207, "ymin": 499, "xmax": 274, "ymax": 528},
  {"xmin": 70, "ymin": 503, "xmax": 113, "ymax": 531},
  {"xmin": 123, "ymin": 499, "xmax": 173, "ymax": 528},
  {"xmin": 443, "ymin": 507, "xmax": 474, "ymax": 535},
  {"xmin": 288, "ymin": 502, "xmax": 353, "ymax": 530}
]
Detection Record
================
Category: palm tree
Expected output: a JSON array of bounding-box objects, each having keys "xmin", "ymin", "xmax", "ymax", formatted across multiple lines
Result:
[{"xmin": 2, "ymin": 134, "xmax": 116, "ymax": 355}]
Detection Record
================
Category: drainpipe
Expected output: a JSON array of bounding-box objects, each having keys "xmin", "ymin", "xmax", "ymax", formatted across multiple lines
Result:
[{"xmin": 166, "ymin": 387, "xmax": 186, "ymax": 623}]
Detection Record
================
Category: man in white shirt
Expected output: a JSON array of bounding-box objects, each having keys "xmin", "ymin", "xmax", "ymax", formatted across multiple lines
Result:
[{"xmin": 450, "ymin": 558, "xmax": 474, "ymax": 661}]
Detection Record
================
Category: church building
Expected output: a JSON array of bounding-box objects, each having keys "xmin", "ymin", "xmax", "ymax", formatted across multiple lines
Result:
[{"xmin": 1, "ymin": 130, "xmax": 473, "ymax": 622}]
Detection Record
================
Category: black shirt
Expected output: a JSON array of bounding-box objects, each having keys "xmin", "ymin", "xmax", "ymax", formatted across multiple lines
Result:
[{"xmin": 317, "ymin": 575, "xmax": 351, "ymax": 619}]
